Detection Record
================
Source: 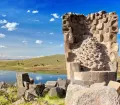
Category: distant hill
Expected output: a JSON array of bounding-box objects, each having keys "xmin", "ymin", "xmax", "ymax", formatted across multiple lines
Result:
[
  {"xmin": 0, "ymin": 54, "xmax": 66, "ymax": 74},
  {"xmin": 0, "ymin": 54, "xmax": 120, "ymax": 74}
]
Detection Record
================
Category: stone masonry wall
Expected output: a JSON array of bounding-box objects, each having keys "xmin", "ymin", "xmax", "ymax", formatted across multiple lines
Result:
[{"xmin": 62, "ymin": 11, "xmax": 118, "ymax": 79}]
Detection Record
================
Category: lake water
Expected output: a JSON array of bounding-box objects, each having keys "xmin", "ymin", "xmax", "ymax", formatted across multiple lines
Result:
[{"xmin": 0, "ymin": 70, "xmax": 67, "ymax": 84}]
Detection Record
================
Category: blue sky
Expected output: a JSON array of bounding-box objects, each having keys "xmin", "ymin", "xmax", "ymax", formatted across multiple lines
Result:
[{"xmin": 0, "ymin": 0, "xmax": 120, "ymax": 59}]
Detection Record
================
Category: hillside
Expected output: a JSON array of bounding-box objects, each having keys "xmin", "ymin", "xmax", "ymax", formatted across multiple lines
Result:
[
  {"xmin": 0, "ymin": 54, "xmax": 120, "ymax": 74},
  {"xmin": 0, "ymin": 54, "xmax": 66, "ymax": 74}
]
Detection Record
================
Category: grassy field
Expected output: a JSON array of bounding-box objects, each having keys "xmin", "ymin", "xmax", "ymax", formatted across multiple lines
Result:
[{"xmin": 0, "ymin": 54, "xmax": 66, "ymax": 74}]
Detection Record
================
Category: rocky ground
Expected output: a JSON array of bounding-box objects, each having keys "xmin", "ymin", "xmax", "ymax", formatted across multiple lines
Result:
[{"xmin": 0, "ymin": 78, "xmax": 67, "ymax": 105}]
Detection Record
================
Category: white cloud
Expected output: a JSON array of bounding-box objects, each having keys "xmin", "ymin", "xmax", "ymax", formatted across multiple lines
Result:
[
  {"xmin": 32, "ymin": 10, "xmax": 39, "ymax": 14},
  {"xmin": 33, "ymin": 20, "xmax": 39, "ymax": 22},
  {"xmin": 27, "ymin": 10, "xmax": 30, "ymax": 13},
  {"xmin": 51, "ymin": 13, "xmax": 59, "ymax": 18},
  {"xmin": 0, "ymin": 45, "xmax": 7, "ymax": 48},
  {"xmin": 43, "ymin": 32, "xmax": 46, "ymax": 34},
  {"xmin": 49, "ymin": 32, "xmax": 54, "ymax": 35},
  {"xmin": 60, "ymin": 44, "xmax": 63, "ymax": 47},
  {"xmin": 0, "ymin": 20, "xmax": 7, "ymax": 24},
  {"xmin": 35, "ymin": 40, "xmax": 43, "ymax": 44},
  {"xmin": 36, "ymin": 32, "xmax": 41, "ymax": 34},
  {"xmin": 0, "ymin": 33, "xmax": 5, "ymax": 38},
  {"xmin": 118, "ymin": 28, "xmax": 120, "ymax": 34},
  {"xmin": 22, "ymin": 40, "xmax": 28, "ymax": 44},
  {"xmin": 1, "ymin": 22, "xmax": 19, "ymax": 31},
  {"xmin": 50, "ymin": 18, "xmax": 55, "ymax": 22},
  {"xmin": 49, "ymin": 42, "xmax": 52, "ymax": 44},
  {"xmin": 2, "ymin": 14, "xmax": 6, "ymax": 17}
]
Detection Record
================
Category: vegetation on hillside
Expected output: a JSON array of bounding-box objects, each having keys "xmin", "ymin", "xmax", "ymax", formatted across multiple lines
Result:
[
  {"xmin": 0, "ymin": 54, "xmax": 120, "ymax": 74},
  {"xmin": 0, "ymin": 54, "xmax": 66, "ymax": 74}
]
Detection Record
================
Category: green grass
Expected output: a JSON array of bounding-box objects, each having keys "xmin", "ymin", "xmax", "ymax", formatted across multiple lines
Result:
[
  {"xmin": 0, "ymin": 54, "xmax": 66, "ymax": 74},
  {"xmin": 0, "ymin": 86, "xmax": 65, "ymax": 105},
  {"xmin": 0, "ymin": 86, "xmax": 17, "ymax": 105},
  {"xmin": 37, "ymin": 94, "xmax": 64, "ymax": 105}
]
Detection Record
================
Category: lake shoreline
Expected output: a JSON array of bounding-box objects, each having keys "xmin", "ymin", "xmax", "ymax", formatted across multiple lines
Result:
[{"xmin": 0, "ymin": 68, "xmax": 66, "ymax": 74}]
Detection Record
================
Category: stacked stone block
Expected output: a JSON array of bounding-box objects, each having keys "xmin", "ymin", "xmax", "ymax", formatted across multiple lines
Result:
[{"xmin": 62, "ymin": 11, "xmax": 118, "ymax": 81}]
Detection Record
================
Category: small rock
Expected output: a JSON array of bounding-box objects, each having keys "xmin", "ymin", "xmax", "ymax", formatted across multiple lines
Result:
[
  {"xmin": 45, "ymin": 81, "xmax": 57, "ymax": 88},
  {"xmin": 42, "ymin": 87, "xmax": 50, "ymax": 96},
  {"xmin": 57, "ymin": 79, "xmax": 67, "ymax": 90},
  {"xmin": 108, "ymin": 81, "xmax": 120, "ymax": 94},
  {"xmin": 0, "ymin": 82, "xmax": 9, "ymax": 89},
  {"xmin": 49, "ymin": 87, "xmax": 66, "ymax": 98},
  {"xmin": 29, "ymin": 77, "xmax": 34, "ymax": 84}
]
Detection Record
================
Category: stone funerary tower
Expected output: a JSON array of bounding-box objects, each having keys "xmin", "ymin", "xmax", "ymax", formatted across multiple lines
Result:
[{"xmin": 62, "ymin": 11, "xmax": 119, "ymax": 84}]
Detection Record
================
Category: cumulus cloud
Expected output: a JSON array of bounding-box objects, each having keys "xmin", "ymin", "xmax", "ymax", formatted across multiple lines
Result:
[
  {"xmin": 2, "ymin": 14, "xmax": 6, "ymax": 17},
  {"xmin": 49, "ymin": 32, "xmax": 54, "ymax": 35},
  {"xmin": 0, "ymin": 45, "xmax": 7, "ymax": 48},
  {"xmin": 50, "ymin": 18, "xmax": 55, "ymax": 22},
  {"xmin": 0, "ymin": 33, "xmax": 5, "ymax": 38},
  {"xmin": 22, "ymin": 40, "xmax": 28, "ymax": 44},
  {"xmin": 60, "ymin": 44, "xmax": 63, "ymax": 47},
  {"xmin": 27, "ymin": 10, "xmax": 30, "ymax": 13},
  {"xmin": 49, "ymin": 42, "xmax": 52, "ymax": 44},
  {"xmin": 51, "ymin": 13, "xmax": 59, "ymax": 18},
  {"xmin": 33, "ymin": 20, "xmax": 39, "ymax": 22},
  {"xmin": 32, "ymin": 10, "xmax": 39, "ymax": 14},
  {"xmin": 0, "ymin": 20, "xmax": 7, "ymax": 24},
  {"xmin": 1, "ymin": 22, "xmax": 19, "ymax": 31},
  {"xmin": 118, "ymin": 28, "xmax": 120, "ymax": 34},
  {"xmin": 35, "ymin": 40, "xmax": 43, "ymax": 44}
]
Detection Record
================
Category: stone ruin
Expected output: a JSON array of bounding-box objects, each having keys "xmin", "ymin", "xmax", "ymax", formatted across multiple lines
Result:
[
  {"xmin": 16, "ymin": 72, "xmax": 68, "ymax": 101},
  {"xmin": 62, "ymin": 11, "xmax": 119, "ymax": 84}
]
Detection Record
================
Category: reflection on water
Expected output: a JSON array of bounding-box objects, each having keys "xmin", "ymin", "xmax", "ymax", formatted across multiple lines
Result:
[{"xmin": 0, "ymin": 70, "xmax": 67, "ymax": 84}]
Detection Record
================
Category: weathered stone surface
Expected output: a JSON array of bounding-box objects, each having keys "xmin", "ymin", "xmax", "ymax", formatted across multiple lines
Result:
[
  {"xmin": 42, "ymin": 87, "xmax": 50, "ymax": 96},
  {"xmin": 71, "ymin": 80, "xmax": 93, "ymax": 87},
  {"xmin": 96, "ymin": 23, "xmax": 103, "ymax": 30},
  {"xmin": 90, "ymin": 82, "xmax": 106, "ymax": 88},
  {"xmin": 29, "ymin": 77, "xmax": 34, "ymax": 84},
  {"xmin": 65, "ymin": 83, "xmax": 87, "ymax": 105},
  {"xmin": 57, "ymin": 79, "xmax": 67, "ymax": 90},
  {"xmin": 25, "ymin": 89, "xmax": 36, "ymax": 101},
  {"xmin": 48, "ymin": 87, "xmax": 65, "ymax": 98},
  {"xmin": 17, "ymin": 87, "xmax": 26, "ymax": 98},
  {"xmin": 62, "ymin": 11, "xmax": 118, "ymax": 81},
  {"xmin": 45, "ymin": 81, "xmax": 57, "ymax": 88},
  {"xmin": 16, "ymin": 72, "xmax": 30, "ymax": 88},
  {"xmin": 0, "ymin": 82, "xmax": 9, "ymax": 89},
  {"xmin": 23, "ymin": 81, "xmax": 29, "ymax": 89},
  {"xmin": 72, "ymin": 36, "xmax": 110, "ymax": 71},
  {"xmin": 108, "ymin": 81, "xmax": 120, "ymax": 94},
  {"xmin": 74, "ymin": 71, "xmax": 116, "ymax": 84},
  {"xmin": 65, "ymin": 86, "xmax": 120, "ymax": 105}
]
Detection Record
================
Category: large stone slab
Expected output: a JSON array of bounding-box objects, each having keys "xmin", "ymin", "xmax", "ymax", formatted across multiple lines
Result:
[
  {"xmin": 65, "ymin": 85, "xmax": 120, "ymax": 105},
  {"xmin": 16, "ymin": 72, "xmax": 30, "ymax": 88},
  {"xmin": 45, "ymin": 81, "xmax": 57, "ymax": 88},
  {"xmin": 57, "ymin": 78, "xmax": 67, "ymax": 90},
  {"xmin": 108, "ymin": 81, "xmax": 120, "ymax": 94},
  {"xmin": 74, "ymin": 71, "xmax": 116, "ymax": 84},
  {"xmin": 48, "ymin": 87, "xmax": 65, "ymax": 98}
]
